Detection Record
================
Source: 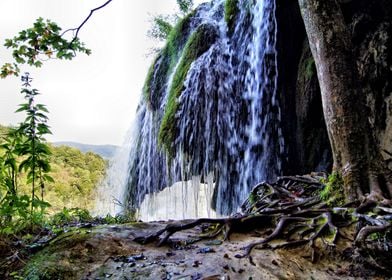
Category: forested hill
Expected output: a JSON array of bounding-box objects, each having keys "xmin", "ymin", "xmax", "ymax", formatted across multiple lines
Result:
[
  {"xmin": 53, "ymin": 141, "xmax": 119, "ymax": 159},
  {"xmin": 0, "ymin": 125, "xmax": 107, "ymax": 212}
]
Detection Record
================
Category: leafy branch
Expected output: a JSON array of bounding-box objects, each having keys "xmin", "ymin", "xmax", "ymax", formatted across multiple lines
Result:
[{"xmin": 1, "ymin": 0, "xmax": 114, "ymax": 78}]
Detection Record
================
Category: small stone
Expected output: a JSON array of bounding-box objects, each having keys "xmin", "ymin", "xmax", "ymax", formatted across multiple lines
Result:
[
  {"xmin": 238, "ymin": 269, "xmax": 244, "ymax": 273},
  {"xmin": 191, "ymin": 273, "xmax": 202, "ymax": 280},
  {"xmin": 166, "ymin": 251, "xmax": 175, "ymax": 257},
  {"xmin": 272, "ymin": 259, "xmax": 279, "ymax": 266},
  {"xmin": 198, "ymin": 247, "xmax": 215, "ymax": 254},
  {"xmin": 192, "ymin": 260, "xmax": 202, "ymax": 267},
  {"xmin": 132, "ymin": 253, "xmax": 146, "ymax": 260},
  {"xmin": 223, "ymin": 264, "xmax": 229, "ymax": 270},
  {"xmin": 223, "ymin": 253, "xmax": 230, "ymax": 259},
  {"xmin": 204, "ymin": 240, "xmax": 222, "ymax": 246}
]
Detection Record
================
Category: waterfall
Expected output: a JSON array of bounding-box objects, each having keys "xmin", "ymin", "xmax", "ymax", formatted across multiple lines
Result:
[{"xmin": 96, "ymin": 0, "xmax": 284, "ymax": 219}]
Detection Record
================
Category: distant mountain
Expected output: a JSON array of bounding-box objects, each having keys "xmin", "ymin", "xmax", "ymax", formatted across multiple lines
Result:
[{"xmin": 53, "ymin": 141, "xmax": 119, "ymax": 159}]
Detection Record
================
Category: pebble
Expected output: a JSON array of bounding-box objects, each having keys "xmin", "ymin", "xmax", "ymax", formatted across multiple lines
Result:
[{"xmin": 198, "ymin": 247, "xmax": 215, "ymax": 254}]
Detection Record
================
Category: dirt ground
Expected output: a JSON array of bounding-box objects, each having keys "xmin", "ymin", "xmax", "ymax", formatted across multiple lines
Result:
[{"xmin": 17, "ymin": 221, "xmax": 361, "ymax": 279}]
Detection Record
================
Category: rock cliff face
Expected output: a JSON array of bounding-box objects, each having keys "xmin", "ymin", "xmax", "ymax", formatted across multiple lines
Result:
[{"xmin": 121, "ymin": 0, "xmax": 391, "ymax": 216}]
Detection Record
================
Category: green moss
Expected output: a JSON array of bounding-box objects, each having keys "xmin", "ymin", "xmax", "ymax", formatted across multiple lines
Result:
[
  {"xmin": 143, "ymin": 54, "xmax": 160, "ymax": 106},
  {"xmin": 248, "ymin": 192, "xmax": 257, "ymax": 205},
  {"xmin": 224, "ymin": 0, "xmax": 239, "ymax": 33},
  {"xmin": 142, "ymin": 11, "xmax": 195, "ymax": 110},
  {"xmin": 319, "ymin": 172, "xmax": 345, "ymax": 206},
  {"xmin": 304, "ymin": 56, "xmax": 315, "ymax": 79},
  {"xmin": 23, "ymin": 229, "xmax": 93, "ymax": 279},
  {"xmin": 158, "ymin": 23, "xmax": 218, "ymax": 156}
]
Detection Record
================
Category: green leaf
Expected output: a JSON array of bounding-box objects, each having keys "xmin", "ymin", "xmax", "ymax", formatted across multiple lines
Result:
[
  {"xmin": 4, "ymin": 39, "xmax": 13, "ymax": 48},
  {"xmin": 44, "ymin": 174, "xmax": 54, "ymax": 183}
]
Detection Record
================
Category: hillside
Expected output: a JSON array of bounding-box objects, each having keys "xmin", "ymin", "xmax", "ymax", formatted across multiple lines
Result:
[
  {"xmin": 53, "ymin": 141, "xmax": 119, "ymax": 159},
  {"xmin": 0, "ymin": 125, "xmax": 107, "ymax": 213}
]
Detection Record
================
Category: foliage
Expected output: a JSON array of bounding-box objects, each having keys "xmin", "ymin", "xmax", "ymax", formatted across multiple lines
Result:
[
  {"xmin": 0, "ymin": 128, "xmax": 20, "ymax": 200},
  {"xmin": 0, "ymin": 124, "xmax": 105, "ymax": 235},
  {"xmin": 224, "ymin": 0, "xmax": 239, "ymax": 33},
  {"xmin": 159, "ymin": 24, "xmax": 218, "ymax": 155},
  {"xmin": 1, "ymin": 18, "xmax": 91, "ymax": 78},
  {"xmin": 96, "ymin": 212, "xmax": 137, "ymax": 225},
  {"xmin": 17, "ymin": 75, "xmax": 53, "ymax": 203},
  {"xmin": 177, "ymin": 0, "xmax": 194, "ymax": 15},
  {"xmin": 147, "ymin": 15, "xmax": 174, "ymax": 41},
  {"xmin": 0, "ymin": 74, "xmax": 53, "ymax": 233},
  {"xmin": 45, "ymin": 145, "xmax": 106, "ymax": 212},
  {"xmin": 50, "ymin": 207, "xmax": 93, "ymax": 226},
  {"xmin": 1, "ymin": 128, "xmax": 106, "ymax": 225},
  {"xmin": 319, "ymin": 172, "xmax": 345, "ymax": 206},
  {"xmin": 147, "ymin": 0, "xmax": 194, "ymax": 43},
  {"xmin": 143, "ymin": 11, "xmax": 195, "ymax": 109}
]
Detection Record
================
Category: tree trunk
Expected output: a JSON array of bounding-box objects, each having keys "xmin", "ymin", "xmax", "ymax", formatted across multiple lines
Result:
[{"xmin": 297, "ymin": 0, "xmax": 392, "ymax": 202}]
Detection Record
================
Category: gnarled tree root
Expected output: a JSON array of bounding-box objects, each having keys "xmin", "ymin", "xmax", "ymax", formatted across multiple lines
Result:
[{"xmin": 134, "ymin": 175, "xmax": 392, "ymax": 275}]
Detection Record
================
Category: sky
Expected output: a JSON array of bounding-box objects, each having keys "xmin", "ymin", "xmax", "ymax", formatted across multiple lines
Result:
[{"xmin": 0, "ymin": 0, "xmax": 205, "ymax": 146}]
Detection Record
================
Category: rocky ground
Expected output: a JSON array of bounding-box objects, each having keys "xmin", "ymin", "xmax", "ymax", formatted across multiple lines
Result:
[{"xmin": 15, "ymin": 221, "xmax": 361, "ymax": 280}]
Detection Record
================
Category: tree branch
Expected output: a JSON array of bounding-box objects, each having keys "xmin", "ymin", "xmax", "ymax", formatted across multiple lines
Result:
[{"xmin": 62, "ymin": 0, "xmax": 113, "ymax": 40}]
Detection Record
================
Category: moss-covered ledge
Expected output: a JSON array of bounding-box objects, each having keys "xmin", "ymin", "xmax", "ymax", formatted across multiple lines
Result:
[
  {"xmin": 142, "ymin": 11, "xmax": 196, "ymax": 111},
  {"xmin": 224, "ymin": 0, "xmax": 239, "ymax": 33},
  {"xmin": 158, "ymin": 23, "xmax": 219, "ymax": 157}
]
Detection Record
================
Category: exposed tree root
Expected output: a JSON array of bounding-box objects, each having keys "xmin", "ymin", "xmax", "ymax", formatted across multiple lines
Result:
[{"xmin": 134, "ymin": 174, "xmax": 392, "ymax": 275}]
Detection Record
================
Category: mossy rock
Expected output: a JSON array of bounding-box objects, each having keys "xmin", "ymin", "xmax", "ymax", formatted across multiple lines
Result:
[
  {"xmin": 158, "ymin": 23, "xmax": 219, "ymax": 157},
  {"xmin": 22, "ymin": 229, "xmax": 94, "ymax": 279},
  {"xmin": 224, "ymin": 0, "xmax": 239, "ymax": 33},
  {"xmin": 143, "ymin": 11, "xmax": 196, "ymax": 111}
]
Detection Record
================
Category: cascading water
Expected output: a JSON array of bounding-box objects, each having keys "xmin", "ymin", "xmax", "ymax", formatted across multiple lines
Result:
[{"xmin": 96, "ymin": 0, "xmax": 285, "ymax": 219}]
